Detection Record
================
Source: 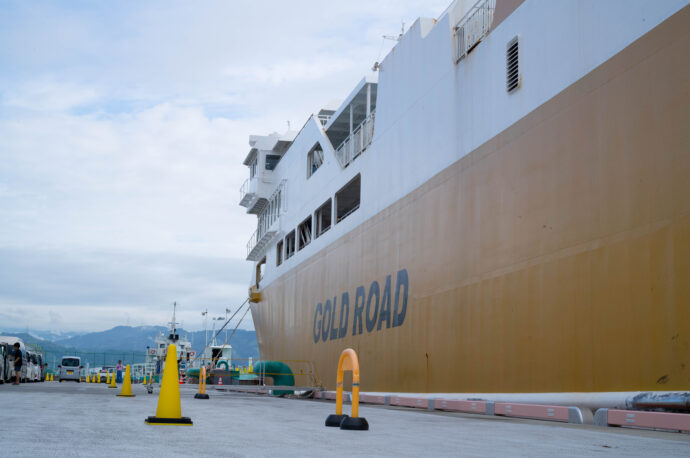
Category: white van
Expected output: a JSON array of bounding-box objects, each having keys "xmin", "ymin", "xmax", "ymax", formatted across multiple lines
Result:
[
  {"xmin": 0, "ymin": 343, "xmax": 7, "ymax": 383},
  {"xmin": 28, "ymin": 352, "xmax": 41, "ymax": 382},
  {"xmin": 26, "ymin": 351, "xmax": 34, "ymax": 382},
  {"xmin": 37, "ymin": 354, "xmax": 45, "ymax": 381},
  {"xmin": 0, "ymin": 336, "xmax": 28, "ymax": 382},
  {"xmin": 58, "ymin": 356, "xmax": 82, "ymax": 382}
]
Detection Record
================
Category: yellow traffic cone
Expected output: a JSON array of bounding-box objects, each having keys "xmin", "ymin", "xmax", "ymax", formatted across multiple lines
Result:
[
  {"xmin": 117, "ymin": 365, "xmax": 135, "ymax": 397},
  {"xmin": 145, "ymin": 344, "xmax": 192, "ymax": 425},
  {"xmin": 106, "ymin": 372, "xmax": 110, "ymax": 384},
  {"xmin": 108, "ymin": 371, "xmax": 117, "ymax": 388}
]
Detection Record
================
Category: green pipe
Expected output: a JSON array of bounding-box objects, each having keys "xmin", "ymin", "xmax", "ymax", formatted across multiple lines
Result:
[{"xmin": 253, "ymin": 361, "xmax": 295, "ymax": 395}]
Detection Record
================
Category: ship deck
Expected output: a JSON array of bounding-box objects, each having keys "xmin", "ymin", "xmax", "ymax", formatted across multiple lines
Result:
[{"xmin": 3, "ymin": 383, "xmax": 690, "ymax": 457}]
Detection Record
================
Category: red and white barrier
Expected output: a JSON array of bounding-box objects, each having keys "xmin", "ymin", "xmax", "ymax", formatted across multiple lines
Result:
[
  {"xmin": 359, "ymin": 394, "xmax": 387, "ymax": 405},
  {"xmin": 494, "ymin": 402, "xmax": 571, "ymax": 422},
  {"xmin": 595, "ymin": 408, "xmax": 690, "ymax": 432},
  {"xmin": 434, "ymin": 399, "xmax": 487, "ymax": 414}
]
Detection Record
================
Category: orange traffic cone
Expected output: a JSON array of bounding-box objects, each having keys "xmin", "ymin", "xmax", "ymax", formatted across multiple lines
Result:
[{"xmin": 217, "ymin": 376, "xmax": 223, "ymax": 386}]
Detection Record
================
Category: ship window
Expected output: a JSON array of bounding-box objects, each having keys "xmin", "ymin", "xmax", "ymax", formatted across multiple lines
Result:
[
  {"xmin": 276, "ymin": 239, "xmax": 283, "ymax": 266},
  {"xmin": 335, "ymin": 174, "xmax": 360, "ymax": 223},
  {"xmin": 307, "ymin": 143, "xmax": 324, "ymax": 178},
  {"xmin": 506, "ymin": 36, "xmax": 520, "ymax": 93},
  {"xmin": 314, "ymin": 199, "xmax": 332, "ymax": 238},
  {"xmin": 298, "ymin": 216, "xmax": 312, "ymax": 250},
  {"xmin": 249, "ymin": 157, "xmax": 258, "ymax": 178},
  {"xmin": 265, "ymin": 154, "xmax": 281, "ymax": 171},
  {"xmin": 285, "ymin": 230, "xmax": 296, "ymax": 259}
]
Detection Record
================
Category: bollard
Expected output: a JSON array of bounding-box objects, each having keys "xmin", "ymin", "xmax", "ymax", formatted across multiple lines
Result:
[
  {"xmin": 194, "ymin": 366, "xmax": 209, "ymax": 399},
  {"xmin": 117, "ymin": 365, "xmax": 135, "ymax": 397},
  {"xmin": 145, "ymin": 344, "xmax": 192, "ymax": 425},
  {"xmin": 325, "ymin": 348, "xmax": 369, "ymax": 431}
]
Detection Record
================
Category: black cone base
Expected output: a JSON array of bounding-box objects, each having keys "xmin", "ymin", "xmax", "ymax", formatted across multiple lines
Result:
[
  {"xmin": 325, "ymin": 414, "xmax": 348, "ymax": 427},
  {"xmin": 340, "ymin": 416, "xmax": 369, "ymax": 431},
  {"xmin": 117, "ymin": 394, "xmax": 136, "ymax": 397},
  {"xmin": 194, "ymin": 393, "xmax": 209, "ymax": 399},
  {"xmin": 145, "ymin": 416, "xmax": 193, "ymax": 426}
]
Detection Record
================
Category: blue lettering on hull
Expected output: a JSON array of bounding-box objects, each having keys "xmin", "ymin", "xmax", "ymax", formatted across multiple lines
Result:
[{"xmin": 312, "ymin": 269, "xmax": 409, "ymax": 343}]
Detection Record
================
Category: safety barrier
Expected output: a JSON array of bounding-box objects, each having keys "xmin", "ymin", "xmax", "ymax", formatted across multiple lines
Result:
[
  {"xmin": 317, "ymin": 392, "xmax": 586, "ymax": 425},
  {"xmin": 324, "ymin": 349, "xmax": 369, "ymax": 430},
  {"xmin": 594, "ymin": 408, "xmax": 690, "ymax": 432},
  {"xmin": 494, "ymin": 402, "xmax": 582, "ymax": 424},
  {"xmin": 434, "ymin": 399, "xmax": 488, "ymax": 414},
  {"xmin": 194, "ymin": 366, "xmax": 209, "ymax": 399}
]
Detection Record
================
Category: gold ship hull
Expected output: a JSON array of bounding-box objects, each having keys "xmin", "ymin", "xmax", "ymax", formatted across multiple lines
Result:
[{"xmin": 251, "ymin": 7, "xmax": 690, "ymax": 393}]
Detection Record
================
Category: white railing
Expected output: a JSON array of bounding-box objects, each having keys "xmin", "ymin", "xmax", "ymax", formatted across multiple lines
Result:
[
  {"xmin": 334, "ymin": 110, "xmax": 375, "ymax": 168},
  {"xmin": 246, "ymin": 180, "xmax": 286, "ymax": 259},
  {"xmin": 454, "ymin": 0, "xmax": 495, "ymax": 62},
  {"xmin": 246, "ymin": 228, "xmax": 259, "ymax": 258},
  {"xmin": 239, "ymin": 178, "xmax": 250, "ymax": 202}
]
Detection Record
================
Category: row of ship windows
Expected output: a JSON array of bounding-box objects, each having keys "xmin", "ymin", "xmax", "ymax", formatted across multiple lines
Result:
[{"xmin": 275, "ymin": 174, "xmax": 361, "ymax": 267}]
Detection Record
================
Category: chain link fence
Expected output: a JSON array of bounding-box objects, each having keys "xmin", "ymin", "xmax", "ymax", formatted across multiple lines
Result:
[{"xmin": 43, "ymin": 350, "xmax": 148, "ymax": 373}]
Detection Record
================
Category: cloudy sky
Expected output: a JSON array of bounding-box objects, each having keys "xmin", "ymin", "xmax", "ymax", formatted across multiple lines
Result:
[{"xmin": 0, "ymin": 0, "xmax": 446, "ymax": 333}]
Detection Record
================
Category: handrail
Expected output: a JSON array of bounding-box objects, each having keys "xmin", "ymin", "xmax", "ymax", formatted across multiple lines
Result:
[
  {"xmin": 334, "ymin": 110, "xmax": 375, "ymax": 168},
  {"xmin": 239, "ymin": 178, "xmax": 249, "ymax": 201},
  {"xmin": 246, "ymin": 229, "xmax": 259, "ymax": 258},
  {"xmin": 246, "ymin": 180, "xmax": 286, "ymax": 259},
  {"xmin": 454, "ymin": 0, "xmax": 495, "ymax": 62}
]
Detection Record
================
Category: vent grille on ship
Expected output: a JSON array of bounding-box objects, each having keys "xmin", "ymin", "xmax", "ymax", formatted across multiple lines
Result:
[{"xmin": 506, "ymin": 36, "xmax": 520, "ymax": 93}]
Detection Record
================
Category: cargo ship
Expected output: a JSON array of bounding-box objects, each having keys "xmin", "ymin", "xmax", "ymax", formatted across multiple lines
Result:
[{"xmin": 238, "ymin": 0, "xmax": 690, "ymax": 396}]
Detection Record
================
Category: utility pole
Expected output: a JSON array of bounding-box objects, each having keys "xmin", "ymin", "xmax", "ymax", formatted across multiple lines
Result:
[
  {"xmin": 201, "ymin": 309, "xmax": 208, "ymax": 349},
  {"xmin": 225, "ymin": 308, "xmax": 231, "ymax": 343}
]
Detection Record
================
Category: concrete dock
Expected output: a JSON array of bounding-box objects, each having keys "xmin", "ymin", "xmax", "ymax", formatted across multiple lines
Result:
[{"xmin": 2, "ymin": 382, "xmax": 689, "ymax": 457}]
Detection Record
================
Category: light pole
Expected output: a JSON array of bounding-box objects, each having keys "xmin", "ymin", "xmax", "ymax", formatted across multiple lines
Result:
[
  {"xmin": 225, "ymin": 308, "xmax": 231, "ymax": 343},
  {"xmin": 211, "ymin": 316, "xmax": 224, "ymax": 346},
  {"xmin": 201, "ymin": 310, "xmax": 208, "ymax": 349}
]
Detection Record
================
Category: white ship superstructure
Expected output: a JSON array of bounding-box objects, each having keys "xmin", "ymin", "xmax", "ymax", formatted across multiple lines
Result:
[{"xmin": 145, "ymin": 304, "xmax": 194, "ymax": 377}]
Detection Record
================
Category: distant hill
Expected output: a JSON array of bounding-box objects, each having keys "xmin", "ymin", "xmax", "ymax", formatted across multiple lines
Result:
[
  {"xmin": 55, "ymin": 325, "xmax": 259, "ymax": 360},
  {"xmin": 2, "ymin": 325, "xmax": 259, "ymax": 369},
  {"xmin": 4, "ymin": 332, "xmax": 71, "ymax": 355},
  {"xmin": 55, "ymin": 325, "xmax": 164, "ymax": 351}
]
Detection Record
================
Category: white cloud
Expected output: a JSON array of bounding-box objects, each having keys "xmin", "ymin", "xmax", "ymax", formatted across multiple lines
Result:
[{"xmin": 2, "ymin": 78, "xmax": 101, "ymax": 112}]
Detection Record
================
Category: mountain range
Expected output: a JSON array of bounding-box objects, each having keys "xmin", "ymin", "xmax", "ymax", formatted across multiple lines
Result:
[{"xmin": 1, "ymin": 325, "xmax": 259, "ymax": 363}]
